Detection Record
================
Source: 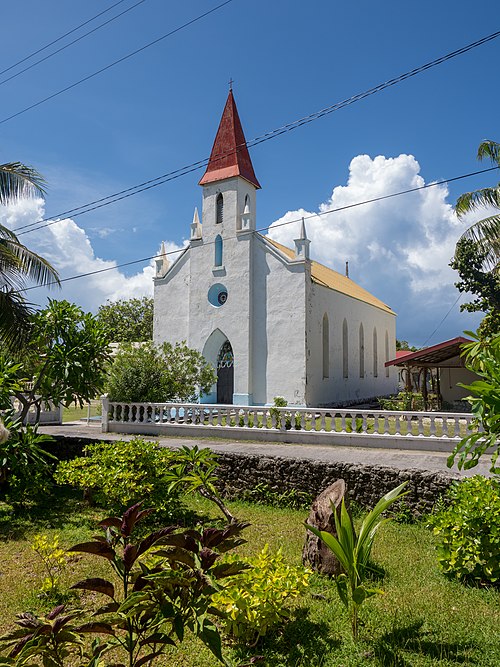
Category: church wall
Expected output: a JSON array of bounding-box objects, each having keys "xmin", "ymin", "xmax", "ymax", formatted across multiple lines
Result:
[
  {"xmin": 153, "ymin": 251, "xmax": 190, "ymax": 346},
  {"xmin": 306, "ymin": 282, "xmax": 398, "ymax": 406},
  {"xmin": 186, "ymin": 231, "xmax": 254, "ymax": 404},
  {"xmin": 252, "ymin": 240, "xmax": 307, "ymax": 406}
]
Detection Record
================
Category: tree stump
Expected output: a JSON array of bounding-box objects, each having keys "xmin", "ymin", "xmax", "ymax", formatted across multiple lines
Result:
[{"xmin": 302, "ymin": 479, "xmax": 348, "ymax": 576}]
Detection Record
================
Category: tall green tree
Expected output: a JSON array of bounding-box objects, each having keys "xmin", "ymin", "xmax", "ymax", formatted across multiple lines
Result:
[
  {"xmin": 0, "ymin": 162, "xmax": 60, "ymax": 350},
  {"xmin": 455, "ymin": 140, "xmax": 500, "ymax": 270},
  {"xmin": 450, "ymin": 238, "xmax": 500, "ymax": 337},
  {"xmin": 4, "ymin": 299, "xmax": 112, "ymax": 422},
  {"xmin": 96, "ymin": 296, "xmax": 154, "ymax": 342}
]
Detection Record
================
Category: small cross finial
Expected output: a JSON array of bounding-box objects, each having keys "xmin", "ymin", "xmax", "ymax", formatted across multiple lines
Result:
[{"xmin": 228, "ymin": 77, "xmax": 234, "ymax": 91}]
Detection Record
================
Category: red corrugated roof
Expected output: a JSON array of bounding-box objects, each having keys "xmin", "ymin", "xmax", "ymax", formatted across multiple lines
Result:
[
  {"xmin": 199, "ymin": 90, "xmax": 261, "ymax": 189},
  {"xmin": 385, "ymin": 336, "xmax": 472, "ymax": 367}
]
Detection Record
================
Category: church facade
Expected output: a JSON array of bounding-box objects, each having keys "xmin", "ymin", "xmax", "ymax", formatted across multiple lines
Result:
[{"xmin": 153, "ymin": 91, "xmax": 398, "ymax": 407}]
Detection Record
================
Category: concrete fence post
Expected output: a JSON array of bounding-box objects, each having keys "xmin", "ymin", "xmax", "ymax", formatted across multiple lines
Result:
[{"xmin": 101, "ymin": 394, "xmax": 109, "ymax": 432}]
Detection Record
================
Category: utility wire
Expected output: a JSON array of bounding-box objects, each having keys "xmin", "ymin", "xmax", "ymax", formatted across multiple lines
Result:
[
  {"xmin": 0, "ymin": 0, "xmax": 149, "ymax": 88},
  {"xmin": 420, "ymin": 294, "xmax": 464, "ymax": 347},
  {"xmin": 15, "ymin": 165, "xmax": 500, "ymax": 238},
  {"xmin": 17, "ymin": 163, "xmax": 500, "ymax": 291},
  {"xmin": 0, "ymin": 0, "xmax": 130, "ymax": 77},
  {"xmin": 0, "ymin": 0, "xmax": 234, "ymax": 126},
  {"xmin": 11, "ymin": 28, "xmax": 500, "ymax": 235}
]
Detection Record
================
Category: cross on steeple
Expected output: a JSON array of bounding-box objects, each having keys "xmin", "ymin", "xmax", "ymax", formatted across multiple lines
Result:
[{"xmin": 228, "ymin": 77, "xmax": 234, "ymax": 91}]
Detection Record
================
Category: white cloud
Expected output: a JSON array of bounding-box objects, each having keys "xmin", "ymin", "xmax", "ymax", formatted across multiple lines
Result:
[
  {"xmin": 0, "ymin": 198, "xmax": 185, "ymax": 313},
  {"xmin": 268, "ymin": 154, "xmax": 483, "ymax": 346}
]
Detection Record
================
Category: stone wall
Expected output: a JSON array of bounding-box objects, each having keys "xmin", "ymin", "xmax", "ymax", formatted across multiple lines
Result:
[
  {"xmin": 48, "ymin": 435, "xmax": 457, "ymax": 516},
  {"xmin": 212, "ymin": 451, "xmax": 457, "ymax": 516}
]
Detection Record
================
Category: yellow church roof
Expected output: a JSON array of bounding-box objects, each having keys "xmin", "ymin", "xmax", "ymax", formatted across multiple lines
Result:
[{"xmin": 265, "ymin": 236, "xmax": 395, "ymax": 315}]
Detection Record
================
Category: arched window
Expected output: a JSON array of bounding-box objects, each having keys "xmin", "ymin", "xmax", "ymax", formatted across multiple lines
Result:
[
  {"xmin": 373, "ymin": 327, "xmax": 378, "ymax": 378},
  {"xmin": 322, "ymin": 314, "xmax": 329, "ymax": 379},
  {"xmin": 244, "ymin": 194, "xmax": 250, "ymax": 211},
  {"xmin": 214, "ymin": 234, "xmax": 223, "ymax": 267},
  {"xmin": 342, "ymin": 318, "xmax": 348, "ymax": 379},
  {"xmin": 216, "ymin": 193, "xmax": 223, "ymax": 224},
  {"xmin": 359, "ymin": 323, "xmax": 365, "ymax": 378},
  {"xmin": 385, "ymin": 330, "xmax": 390, "ymax": 377}
]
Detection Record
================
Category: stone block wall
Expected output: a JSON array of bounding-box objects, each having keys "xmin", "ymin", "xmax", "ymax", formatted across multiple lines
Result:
[
  {"xmin": 47, "ymin": 435, "xmax": 457, "ymax": 516},
  {"xmin": 212, "ymin": 452, "xmax": 457, "ymax": 516}
]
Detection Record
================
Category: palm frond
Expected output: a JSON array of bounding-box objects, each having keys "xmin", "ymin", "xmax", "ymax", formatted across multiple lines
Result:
[
  {"xmin": 0, "ymin": 224, "xmax": 20, "ymax": 242},
  {"xmin": 459, "ymin": 213, "xmax": 500, "ymax": 270},
  {"xmin": 0, "ymin": 289, "xmax": 33, "ymax": 352},
  {"xmin": 455, "ymin": 186, "xmax": 500, "ymax": 218},
  {"xmin": 5, "ymin": 240, "xmax": 60, "ymax": 288},
  {"xmin": 0, "ymin": 163, "xmax": 46, "ymax": 206},
  {"xmin": 477, "ymin": 140, "xmax": 500, "ymax": 166}
]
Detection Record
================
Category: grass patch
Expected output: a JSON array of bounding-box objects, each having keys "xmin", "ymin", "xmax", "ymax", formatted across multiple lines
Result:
[
  {"xmin": 0, "ymin": 492, "xmax": 498, "ymax": 666},
  {"xmin": 63, "ymin": 400, "xmax": 101, "ymax": 423}
]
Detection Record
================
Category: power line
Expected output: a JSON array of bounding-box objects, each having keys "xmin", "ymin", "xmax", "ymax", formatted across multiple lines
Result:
[
  {"xmin": 0, "ymin": 0, "xmax": 130, "ymax": 77},
  {"xmin": 0, "ymin": 0, "xmax": 149, "ymax": 88},
  {"xmin": 0, "ymin": 0, "xmax": 234, "ymax": 126},
  {"xmin": 420, "ymin": 293, "xmax": 464, "ymax": 347},
  {"xmin": 11, "ymin": 28, "xmax": 500, "ymax": 236},
  {"xmin": 17, "ymin": 163, "xmax": 499, "ymax": 291},
  {"xmin": 15, "ymin": 165, "xmax": 500, "ymax": 238}
]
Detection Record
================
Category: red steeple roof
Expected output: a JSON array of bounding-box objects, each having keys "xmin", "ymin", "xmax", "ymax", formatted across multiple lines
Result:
[{"xmin": 199, "ymin": 90, "xmax": 261, "ymax": 189}]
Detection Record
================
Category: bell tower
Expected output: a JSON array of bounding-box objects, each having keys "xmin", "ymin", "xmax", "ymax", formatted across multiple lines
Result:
[
  {"xmin": 198, "ymin": 89, "xmax": 260, "ymax": 244},
  {"xmin": 188, "ymin": 89, "xmax": 260, "ymax": 405}
]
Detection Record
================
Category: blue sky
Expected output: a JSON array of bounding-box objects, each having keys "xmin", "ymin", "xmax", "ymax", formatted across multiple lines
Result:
[{"xmin": 0, "ymin": 0, "xmax": 499, "ymax": 346}]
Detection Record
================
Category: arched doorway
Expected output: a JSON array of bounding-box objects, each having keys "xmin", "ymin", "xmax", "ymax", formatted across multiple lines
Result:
[{"xmin": 217, "ymin": 340, "xmax": 234, "ymax": 404}]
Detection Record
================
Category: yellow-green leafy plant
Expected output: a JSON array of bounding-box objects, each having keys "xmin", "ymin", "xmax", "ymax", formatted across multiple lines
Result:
[
  {"xmin": 305, "ymin": 482, "xmax": 408, "ymax": 639},
  {"xmin": 31, "ymin": 533, "xmax": 67, "ymax": 597},
  {"xmin": 54, "ymin": 438, "xmax": 182, "ymax": 520},
  {"xmin": 212, "ymin": 545, "xmax": 310, "ymax": 645},
  {"xmin": 428, "ymin": 476, "xmax": 500, "ymax": 585}
]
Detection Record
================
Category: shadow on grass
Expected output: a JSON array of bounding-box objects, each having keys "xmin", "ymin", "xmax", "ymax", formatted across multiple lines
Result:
[
  {"xmin": 0, "ymin": 487, "xmax": 98, "ymax": 540},
  {"xmin": 373, "ymin": 620, "xmax": 478, "ymax": 666},
  {"xmin": 232, "ymin": 606, "xmax": 340, "ymax": 667},
  {"xmin": 0, "ymin": 486, "xmax": 211, "ymax": 541}
]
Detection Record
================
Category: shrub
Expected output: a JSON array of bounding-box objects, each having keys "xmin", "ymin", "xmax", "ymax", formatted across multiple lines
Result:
[
  {"xmin": 212, "ymin": 545, "xmax": 310, "ymax": 644},
  {"xmin": 2, "ymin": 504, "xmax": 250, "ymax": 667},
  {"xmin": 54, "ymin": 438, "xmax": 181, "ymax": 519},
  {"xmin": 428, "ymin": 475, "xmax": 500, "ymax": 585},
  {"xmin": 0, "ymin": 416, "xmax": 56, "ymax": 503},
  {"xmin": 106, "ymin": 341, "xmax": 216, "ymax": 403},
  {"xmin": 270, "ymin": 396, "xmax": 292, "ymax": 429}
]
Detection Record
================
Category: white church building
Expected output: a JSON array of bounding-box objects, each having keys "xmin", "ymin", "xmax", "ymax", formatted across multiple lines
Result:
[{"xmin": 153, "ymin": 91, "xmax": 398, "ymax": 407}]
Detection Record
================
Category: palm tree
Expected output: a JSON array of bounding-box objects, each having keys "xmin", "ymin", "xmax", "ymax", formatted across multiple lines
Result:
[
  {"xmin": 455, "ymin": 140, "xmax": 500, "ymax": 270},
  {"xmin": 0, "ymin": 162, "xmax": 60, "ymax": 351}
]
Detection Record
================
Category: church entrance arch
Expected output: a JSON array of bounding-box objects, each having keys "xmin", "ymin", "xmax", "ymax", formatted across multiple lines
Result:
[{"xmin": 217, "ymin": 340, "xmax": 234, "ymax": 404}]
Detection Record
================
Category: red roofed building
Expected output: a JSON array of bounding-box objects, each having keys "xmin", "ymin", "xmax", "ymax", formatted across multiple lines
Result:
[{"xmin": 385, "ymin": 337, "xmax": 478, "ymax": 410}]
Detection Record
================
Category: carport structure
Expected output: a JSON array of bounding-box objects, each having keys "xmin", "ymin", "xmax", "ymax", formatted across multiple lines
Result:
[{"xmin": 385, "ymin": 336, "xmax": 477, "ymax": 410}]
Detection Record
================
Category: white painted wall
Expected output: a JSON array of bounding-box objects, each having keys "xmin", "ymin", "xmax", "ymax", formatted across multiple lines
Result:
[
  {"xmin": 154, "ymin": 175, "xmax": 398, "ymax": 408},
  {"xmin": 439, "ymin": 359, "xmax": 479, "ymax": 404},
  {"xmin": 251, "ymin": 237, "xmax": 307, "ymax": 405},
  {"xmin": 153, "ymin": 249, "xmax": 190, "ymax": 346},
  {"xmin": 306, "ymin": 282, "xmax": 398, "ymax": 406}
]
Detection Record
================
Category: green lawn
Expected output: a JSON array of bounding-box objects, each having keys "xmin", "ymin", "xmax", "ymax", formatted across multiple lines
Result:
[
  {"xmin": 0, "ymin": 492, "xmax": 498, "ymax": 666},
  {"xmin": 63, "ymin": 400, "xmax": 101, "ymax": 423}
]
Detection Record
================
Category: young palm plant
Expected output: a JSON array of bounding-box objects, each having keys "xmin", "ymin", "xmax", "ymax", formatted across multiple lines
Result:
[{"xmin": 305, "ymin": 482, "xmax": 408, "ymax": 639}]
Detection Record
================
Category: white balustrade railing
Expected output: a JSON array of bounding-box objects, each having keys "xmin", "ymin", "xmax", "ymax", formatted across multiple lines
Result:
[{"xmin": 102, "ymin": 398, "xmax": 476, "ymax": 440}]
